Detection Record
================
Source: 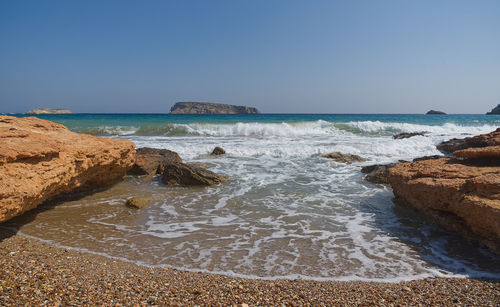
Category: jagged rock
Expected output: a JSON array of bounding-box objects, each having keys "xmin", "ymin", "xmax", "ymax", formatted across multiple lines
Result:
[
  {"xmin": 0, "ymin": 116, "xmax": 135, "ymax": 222},
  {"xmin": 170, "ymin": 102, "xmax": 260, "ymax": 114},
  {"xmin": 126, "ymin": 197, "xmax": 152, "ymax": 209},
  {"xmin": 127, "ymin": 147, "xmax": 182, "ymax": 177},
  {"xmin": 486, "ymin": 104, "xmax": 500, "ymax": 115},
  {"xmin": 436, "ymin": 128, "xmax": 500, "ymax": 153},
  {"xmin": 161, "ymin": 163, "xmax": 227, "ymax": 186},
  {"xmin": 26, "ymin": 108, "xmax": 72, "ymax": 114},
  {"xmin": 393, "ymin": 131, "xmax": 428, "ymax": 139},
  {"xmin": 426, "ymin": 110, "xmax": 446, "ymax": 115},
  {"xmin": 388, "ymin": 156, "xmax": 500, "ymax": 253},
  {"xmin": 361, "ymin": 163, "xmax": 396, "ymax": 184},
  {"xmin": 321, "ymin": 152, "xmax": 365, "ymax": 164},
  {"xmin": 211, "ymin": 147, "xmax": 226, "ymax": 156}
]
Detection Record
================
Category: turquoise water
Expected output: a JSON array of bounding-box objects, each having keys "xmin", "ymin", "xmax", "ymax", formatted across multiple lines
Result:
[{"xmin": 6, "ymin": 113, "xmax": 500, "ymax": 281}]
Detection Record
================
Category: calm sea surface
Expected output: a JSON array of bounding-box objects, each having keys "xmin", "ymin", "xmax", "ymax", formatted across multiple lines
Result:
[{"xmin": 4, "ymin": 113, "xmax": 500, "ymax": 281}]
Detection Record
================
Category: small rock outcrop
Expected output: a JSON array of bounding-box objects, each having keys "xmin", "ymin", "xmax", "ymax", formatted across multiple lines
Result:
[
  {"xmin": 0, "ymin": 116, "xmax": 135, "ymax": 222},
  {"xmin": 436, "ymin": 128, "xmax": 500, "ymax": 154},
  {"xmin": 361, "ymin": 163, "xmax": 396, "ymax": 184},
  {"xmin": 486, "ymin": 104, "xmax": 500, "ymax": 115},
  {"xmin": 127, "ymin": 147, "xmax": 182, "ymax": 177},
  {"xmin": 388, "ymin": 128, "xmax": 500, "ymax": 253},
  {"xmin": 170, "ymin": 102, "xmax": 260, "ymax": 114},
  {"xmin": 26, "ymin": 108, "xmax": 72, "ymax": 114},
  {"xmin": 426, "ymin": 110, "xmax": 446, "ymax": 115},
  {"xmin": 161, "ymin": 163, "xmax": 227, "ymax": 186},
  {"xmin": 211, "ymin": 147, "xmax": 226, "ymax": 156},
  {"xmin": 321, "ymin": 152, "xmax": 366, "ymax": 163},
  {"xmin": 393, "ymin": 131, "xmax": 428, "ymax": 139},
  {"xmin": 126, "ymin": 197, "xmax": 152, "ymax": 209}
]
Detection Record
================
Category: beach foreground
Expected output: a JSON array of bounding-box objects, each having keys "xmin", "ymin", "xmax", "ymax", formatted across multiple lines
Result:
[{"xmin": 1, "ymin": 229, "xmax": 498, "ymax": 306}]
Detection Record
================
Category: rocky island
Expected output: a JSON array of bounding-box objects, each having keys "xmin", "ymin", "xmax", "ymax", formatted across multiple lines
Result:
[
  {"xmin": 170, "ymin": 102, "xmax": 260, "ymax": 114},
  {"xmin": 26, "ymin": 108, "xmax": 72, "ymax": 114},
  {"xmin": 486, "ymin": 104, "xmax": 500, "ymax": 115},
  {"xmin": 426, "ymin": 110, "xmax": 446, "ymax": 115}
]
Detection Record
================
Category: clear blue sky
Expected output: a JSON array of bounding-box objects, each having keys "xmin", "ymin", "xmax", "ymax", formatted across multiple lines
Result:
[{"xmin": 1, "ymin": 0, "xmax": 499, "ymax": 113}]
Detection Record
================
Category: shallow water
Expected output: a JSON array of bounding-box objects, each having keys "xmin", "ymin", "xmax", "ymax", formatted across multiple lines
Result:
[{"xmin": 4, "ymin": 114, "xmax": 500, "ymax": 281}]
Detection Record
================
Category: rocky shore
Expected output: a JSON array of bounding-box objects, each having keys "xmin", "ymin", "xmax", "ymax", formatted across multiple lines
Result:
[
  {"xmin": 0, "ymin": 116, "xmax": 135, "ymax": 222},
  {"xmin": 1, "ymin": 229, "xmax": 498, "ymax": 306},
  {"xmin": 388, "ymin": 128, "xmax": 500, "ymax": 253}
]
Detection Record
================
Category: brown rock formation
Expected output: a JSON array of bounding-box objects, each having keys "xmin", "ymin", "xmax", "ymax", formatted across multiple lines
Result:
[
  {"xmin": 127, "ymin": 147, "xmax": 182, "ymax": 177},
  {"xmin": 436, "ymin": 128, "xmax": 500, "ymax": 153},
  {"xmin": 321, "ymin": 152, "xmax": 366, "ymax": 164},
  {"xmin": 388, "ymin": 134, "xmax": 500, "ymax": 253},
  {"xmin": 361, "ymin": 163, "xmax": 396, "ymax": 184},
  {"xmin": 210, "ymin": 147, "xmax": 226, "ymax": 156},
  {"xmin": 162, "ymin": 163, "xmax": 227, "ymax": 186},
  {"xmin": 0, "ymin": 116, "xmax": 135, "ymax": 222},
  {"xmin": 393, "ymin": 131, "xmax": 428, "ymax": 139},
  {"xmin": 170, "ymin": 102, "xmax": 260, "ymax": 114}
]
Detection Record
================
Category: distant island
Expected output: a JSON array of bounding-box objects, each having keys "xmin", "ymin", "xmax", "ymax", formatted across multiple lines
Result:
[
  {"xmin": 486, "ymin": 104, "xmax": 500, "ymax": 115},
  {"xmin": 170, "ymin": 102, "xmax": 260, "ymax": 114},
  {"xmin": 26, "ymin": 108, "xmax": 72, "ymax": 114},
  {"xmin": 426, "ymin": 110, "xmax": 446, "ymax": 115}
]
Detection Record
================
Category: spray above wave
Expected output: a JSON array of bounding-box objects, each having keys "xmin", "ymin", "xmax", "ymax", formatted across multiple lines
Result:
[
  {"xmin": 335, "ymin": 121, "xmax": 498, "ymax": 136},
  {"xmin": 76, "ymin": 120, "xmax": 340, "ymax": 137}
]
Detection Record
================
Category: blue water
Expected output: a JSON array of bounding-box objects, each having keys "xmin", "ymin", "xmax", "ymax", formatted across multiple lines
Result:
[{"xmin": 5, "ymin": 112, "xmax": 500, "ymax": 281}]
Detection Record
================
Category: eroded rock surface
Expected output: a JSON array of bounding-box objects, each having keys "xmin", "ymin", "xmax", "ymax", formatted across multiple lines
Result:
[
  {"xmin": 210, "ymin": 147, "xmax": 226, "ymax": 156},
  {"xmin": 393, "ymin": 131, "xmax": 428, "ymax": 139},
  {"xmin": 361, "ymin": 163, "xmax": 396, "ymax": 184},
  {"xmin": 0, "ymin": 116, "xmax": 135, "ymax": 222},
  {"xmin": 388, "ymin": 133, "xmax": 500, "ymax": 253},
  {"xmin": 436, "ymin": 128, "xmax": 500, "ymax": 154}
]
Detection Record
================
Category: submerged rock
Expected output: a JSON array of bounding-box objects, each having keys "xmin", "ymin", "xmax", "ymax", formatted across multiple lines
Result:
[
  {"xmin": 0, "ymin": 116, "xmax": 135, "ymax": 222},
  {"xmin": 361, "ymin": 163, "xmax": 396, "ymax": 184},
  {"xmin": 393, "ymin": 131, "xmax": 428, "ymax": 139},
  {"xmin": 321, "ymin": 152, "xmax": 366, "ymax": 164},
  {"xmin": 127, "ymin": 147, "xmax": 182, "ymax": 177},
  {"xmin": 387, "ymin": 131, "xmax": 500, "ymax": 253},
  {"xmin": 126, "ymin": 197, "xmax": 152, "ymax": 209},
  {"xmin": 161, "ymin": 163, "xmax": 227, "ymax": 186},
  {"xmin": 210, "ymin": 147, "xmax": 226, "ymax": 156},
  {"xmin": 436, "ymin": 128, "xmax": 500, "ymax": 154}
]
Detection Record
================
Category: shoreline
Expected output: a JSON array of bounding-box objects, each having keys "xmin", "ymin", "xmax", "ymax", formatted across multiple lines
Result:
[{"xmin": 1, "ymin": 229, "xmax": 498, "ymax": 306}]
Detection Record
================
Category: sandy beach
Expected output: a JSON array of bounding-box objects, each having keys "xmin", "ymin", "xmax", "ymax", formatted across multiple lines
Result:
[{"xmin": 1, "ymin": 228, "xmax": 498, "ymax": 306}]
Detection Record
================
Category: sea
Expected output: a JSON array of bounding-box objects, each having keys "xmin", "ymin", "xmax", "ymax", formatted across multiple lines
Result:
[{"xmin": 4, "ymin": 113, "xmax": 500, "ymax": 282}]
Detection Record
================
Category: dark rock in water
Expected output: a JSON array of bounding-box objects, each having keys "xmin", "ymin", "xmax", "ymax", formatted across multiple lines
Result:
[
  {"xmin": 393, "ymin": 131, "xmax": 428, "ymax": 139},
  {"xmin": 321, "ymin": 152, "xmax": 366, "ymax": 163},
  {"xmin": 486, "ymin": 104, "xmax": 500, "ymax": 115},
  {"xmin": 426, "ymin": 110, "xmax": 446, "ymax": 115},
  {"xmin": 436, "ymin": 128, "xmax": 500, "ymax": 154},
  {"xmin": 211, "ymin": 147, "xmax": 226, "ymax": 156},
  {"xmin": 162, "ymin": 163, "xmax": 227, "ymax": 186},
  {"xmin": 361, "ymin": 163, "xmax": 396, "ymax": 184},
  {"xmin": 126, "ymin": 197, "xmax": 152, "ymax": 209},
  {"xmin": 128, "ymin": 147, "xmax": 182, "ymax": 176},
  {"xmin": 170, "ymin": 102, "xmax": 260, "ymax": 114}
]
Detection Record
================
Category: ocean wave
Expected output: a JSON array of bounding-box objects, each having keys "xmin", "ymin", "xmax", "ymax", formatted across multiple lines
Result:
[{"xmin": 335, "ymin": 121, "xmax": 498, "ymax": 136}]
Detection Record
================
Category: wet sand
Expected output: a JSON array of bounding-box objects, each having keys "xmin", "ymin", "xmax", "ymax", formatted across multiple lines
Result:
[{"xmin": 0, "ymin": 229, "xmax": 498, "ymax": 306}]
